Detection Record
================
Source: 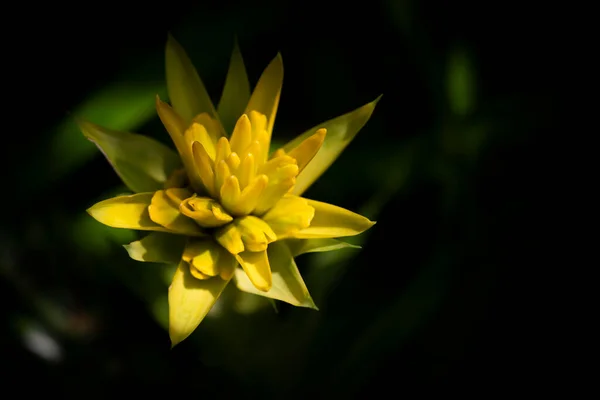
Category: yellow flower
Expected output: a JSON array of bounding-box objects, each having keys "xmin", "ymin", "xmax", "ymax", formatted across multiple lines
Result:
[{"xmin": 80, "ymin": 35, "xmax": 380, "ymax": 347}]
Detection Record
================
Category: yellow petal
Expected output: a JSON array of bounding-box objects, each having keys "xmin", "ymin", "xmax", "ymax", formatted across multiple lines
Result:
[
  {"xmin": 220, "ymin": 175, "xmax": 241, "ymax": 214},
  {"xmin": 289, "ymin": 199, "xmax": 375, "ymax": 238},
  {"xmin": 88, "ymin": 192, "xmax": 169, "ymax": 232},
  {"xmin": 155, "ymin": 97, "xmax": 204, "ymax": 193},
  {"xmin": 244, "ymin": 54, "xmax": 283, "ymax": 157},
  {"xmin": 191, "ymin": 142, "xmax": 217, "ymax": 198},
  {"xmin": 165, "ymin": 34, "xmax": 224, "ymax": 141},
  {"xmin": 235, "ymin": 174, "xmax": 268, "ymax": 215},
  {"xmin": 235, "ymin": 216, "xmax": 276, "ymax": 252},
  {"xmin": 235, "ymin": 250, "xmax": 272, "ymax": 292},
  {"xmin": 183, "ymin": 240, "xmax": 220, "ymax": 276},
  {"xmin": 229, "ymin": 114, "xmax": 252, "ymax": 156},
  {"xmin": 124, "ymin": 232, "xmax": 186, "ymax": 263},
  {"xmin": 168, "ymin": 260, "xmax": 231, "ymax": 347},
  {"xmin": 148, "ymin": 190, "xmax": 205, "ymax": 236},
  {"xmin": 284, "ymin": 96, "xmax": 382, "ymax": 195},
  {"xmin": 286, "ymin": 128, "xmax": 327, "ymax": 173},
  {"xmin": 218, "ymin": 40, "xmax": 251, "ymax": 133},
  {"xmin": 261, "ymin": 195, "xmax": 314, "ymax": 238},
  {"xmin": 234, "ymin": 241, "xmax": 317, "ymax": 309},
  {"xmin": 78, "ymin": 119, "xmax": 181, "ymax": 193},
  {"xmin": 215, "ymin": 223, "xmax": 245, "ymax": 255},
  {"xmin": 184, "ymin": 121, "xmax": 216, "ymax": 161},
  {"xmin": 179, "ymin": 196, "xmax": 232, "ymax": 228}
]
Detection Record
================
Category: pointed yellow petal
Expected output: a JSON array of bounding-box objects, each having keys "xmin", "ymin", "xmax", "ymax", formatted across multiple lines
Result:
[
  {"xmin": 289, "ymin": 199, "xmax": 375, "ymax": 238},
  {"xmin": 88, "ymin": 193, "xmax": 169, "ymax": 232},
  {"xmin": 261, "ymin": 195, "xmax": 314, "ymax": 238},
  {"xmin": 215, "ymin": 137, "xmax": 232, "ymax": 166},
  {"xmin": 284, "ymin": 238, "xmax": 360, "ymax": 257},
  {"xmin": 286, "ymin": 128, "xmax": 327, "ymax": 173},
  {"xmin": 148, "ymin": 190, "xmax": 205, "ymax": 236},
  {"xmin": 184, "ymin": 121, "xmax": 216, "ymax": 161},
  {"xmin": 155, "ymin": 97, "xmax": 204, "ymax": 192},
  {"xmin": 244, "ymin": 54, "xmax": 283, "ymax": 155},
  {"xmin": 124, "ymin": 232, "xmax": 186, "ymax": 263},
  {"xmin": 217, "ymin": 39, "xmax": 251, "ymax": 134},
  {"xmin": 214, "ymin": 160, "xmax": 231, "ymax": 195},
  {"xmin": 235, "ymin": 174, "xmax": 268, "ymax": 215},
  {"xmin": 234, "ymin": 241, "xmax": 317, "ymax": 309},
  {"xmin": 168, "ymin": 260, "xmax": 231, "ymax": 347},
  {"xmin": 215, "ymin": 223, "xmax": 245, "ymax": 255},
  {"xmin": 191, "ymin": 142, "xmax": 217, "ymax": 198},
  {"xmin": 220, "ymin": 175, "xmax": 241, "ymax": 214},
  {"xmin": 229, "ymin": 114, "xmax": 252, "ymax": 156},
  {"xmin": 165, "ymin": 34, "xmax": 224, "ymax": 141},
  {"xmin": 78, "ymin": 120, "xmax": 181, "ymax": 193},
  {"xmin": 284, "ymin": 96, "xmax": 382, "ymax": 195},
  {"xmin": 235, "ymin": 250, "xmax": 272, "ymax": 292},
  {"xmin": 238, "ymin": 153, "xmax": 256, "ymax": 189}
]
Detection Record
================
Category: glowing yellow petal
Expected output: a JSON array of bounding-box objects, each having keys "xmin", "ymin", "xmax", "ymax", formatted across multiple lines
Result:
[
  {"xmin": 191, "ymin": 142, "xmax": 217, "ymax": 198},
  {"xmin": 235, "ymin": 174, "xmax": 268, "ymax": 215},
  {"xmin": 124, "ymin": 232, "xmax": 185, "ymax": 263},
  {"xmin": 220, "ymin": 175, "xmax": 241, "ymax": 214},
  {"xmin": 289, "ymin": 199, "xmax": 375, "ymax": 238},
  {"xmin": 88, "ymin": 193, "xmax": 169, "ymax": 232},
  {"xmin": 214, "ymin": 160, "xmax": 231, "ymax": 195},
  {"xmin": 148, "ymin": 190, "xmax": 205, "ymax": 235},
  {"xmin": 168, "ymin": 260, "xmax": 230, "ymax": 347},
  {"xmin": 286, "ymin": 128, "xmax": 327, "ymax": 173},
  {"xmin": 235, "ymin": 250, "xmax": 272, "ymax": 292},
  {"xmin": 284, "ymin": 96, "xmax": 381, "ymax": 195},
  {"xmin": 229, "ymin": 114, "xmax": 252, "ymax": 156},
  {"xmin": 238, "ymin": 153, "xmax": 255, "ymax": 189},
  {"xmin": 244, "ymin": 54, "xmax": 283, "ymax": 155},
  {"xmin": 215, "ymin": 223, "xmax": 245, "ymax": 255},
  {"xmin": 179, "ymin": 196, "xmax": 232, "ymax": 228},
  {"xmin": 218, "ymin": 253, "xmax": 238, "ymax": 280},
  {"xmin": 262, "ymin": 195, "xmax": 315, "ymax": 238},
  {"xmin": 254, "ymin": 177, "xmax": 296, "ymax": 215},
  {"xmin": 235, "ymin": 216, "xmax": 276, "ymax": 252},
  {"xmin": 183, "ymin": 240, "xmax": 220, "ymax": 276},
  {"xmin": 234, "ymin": 241, "xmax": 317, "ymax": 309},
  {"xmin": 215, "ymin": 137, "xmax": 231, "ymax": 166},
  {"xmin": 165, "ymin": 34, "xmax": 224, "ymax": 141},
  {"xmin": 155, "ymin": 96, "xmax": 204, "ymax": 192},
  {"xmin": 218, "ymin": 39, "xmax": 251, "ymax": 134},
  {"xmin": 184, "ymin": 121, "xmax": 216, "ymax": 161}
]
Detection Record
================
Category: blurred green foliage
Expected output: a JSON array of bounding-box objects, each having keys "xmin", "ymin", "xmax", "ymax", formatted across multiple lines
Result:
[{"xmin": 2, "ymin": 0, "xmax": 553, "ymax": 396}]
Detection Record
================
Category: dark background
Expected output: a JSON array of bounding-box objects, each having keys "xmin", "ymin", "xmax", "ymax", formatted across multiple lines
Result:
[{"xmin": 2, "ymin": 0, "xmax": 558, "ymax": 396}]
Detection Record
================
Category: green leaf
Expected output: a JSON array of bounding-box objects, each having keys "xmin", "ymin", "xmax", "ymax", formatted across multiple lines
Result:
[
  {"xmin": 284, "ymin": 95, "xmax": 382, "ymax": 195},
  {"xmin": 218, "ymin": 39, "xmax": 251, "ymax": 134},
  {"xmin": 285, "ymin": 238, "xmax": 360, "ymax": 257},
  {"xmin": 234, "ymin": 241, "xmax": 318, "ymax": 309},
  {"xmin": 124, "ymin": 232, "xmax": 186, "ymax": 263},
  {"xmin": 78, "ymin": 120, "xmax": 181, "ymax": 193}
]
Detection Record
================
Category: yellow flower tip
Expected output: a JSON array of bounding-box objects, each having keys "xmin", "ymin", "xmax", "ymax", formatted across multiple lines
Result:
[{"xmin": 287, "ymin": 128, "xmax": 327, "ymax": 172}]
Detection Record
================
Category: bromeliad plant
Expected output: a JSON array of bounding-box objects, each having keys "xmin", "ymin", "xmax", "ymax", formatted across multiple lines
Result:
[{"xmin": 80, "ymin": 35, "xmax": 380, "ymax": 346}]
